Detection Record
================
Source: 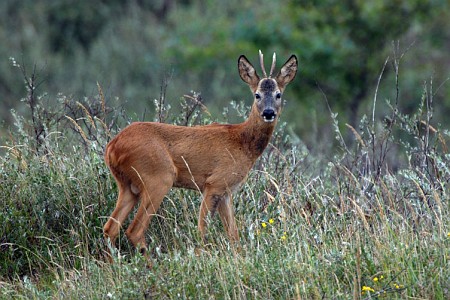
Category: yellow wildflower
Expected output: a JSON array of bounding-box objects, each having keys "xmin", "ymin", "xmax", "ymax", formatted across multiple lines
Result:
[
  {"xmin": 261, "ymin": 222, "xmax": 267, "ymax": 228},
  {"xmin": 361, "ymin": 286, "xmax": 375, "ymax": 293},
  {"xmin": 373, "ymin": 277, "xmax": 378, "ymax": 282},
  {"xmin": 269, "ymin": 218, "xmax": 275, "ymax": 224},
  {"xmin": 280, "ymin": 232, "xmax": 287, "ymax": 241}
]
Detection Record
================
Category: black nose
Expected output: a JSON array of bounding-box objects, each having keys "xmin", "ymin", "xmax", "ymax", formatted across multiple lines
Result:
[{"xmin": 262, "ymin": 109, "xmax": 276, "ymax": 121}]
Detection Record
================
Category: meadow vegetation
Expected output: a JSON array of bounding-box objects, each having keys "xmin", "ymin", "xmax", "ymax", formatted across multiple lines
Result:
[{"xmin": 0, "ymin": 56, "xmax": 448, "ymax": 299}]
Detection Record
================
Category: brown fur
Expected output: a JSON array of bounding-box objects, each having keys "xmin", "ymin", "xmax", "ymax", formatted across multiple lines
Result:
[{"xmin": 103, "ymin": 53, "xmax": 298, "ymax": 257}]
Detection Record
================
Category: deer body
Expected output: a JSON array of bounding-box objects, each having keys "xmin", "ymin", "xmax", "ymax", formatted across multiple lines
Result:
[{"xmin": 103, "ymin": 52, "xmax": 297, "ymax": 255}]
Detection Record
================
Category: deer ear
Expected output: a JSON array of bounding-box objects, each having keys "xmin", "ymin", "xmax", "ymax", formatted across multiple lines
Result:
[
  {"xmin": 238, "ymin": 55, "xmax": 260, "ymax": 90},
  {"xmin": 275, "ymin": 55, "xmax": 298, "ymax": 89}
]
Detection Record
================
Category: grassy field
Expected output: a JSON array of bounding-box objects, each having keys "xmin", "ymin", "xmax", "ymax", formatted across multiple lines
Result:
[{"xmin": 0, "ymin": 77, "xmax": 449, "ymax": 299}]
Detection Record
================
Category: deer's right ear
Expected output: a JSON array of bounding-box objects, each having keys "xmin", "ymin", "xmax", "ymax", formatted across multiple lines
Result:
[{"xmin": 238, "ymin": 55, "xmax": 260, "ymax": 90}]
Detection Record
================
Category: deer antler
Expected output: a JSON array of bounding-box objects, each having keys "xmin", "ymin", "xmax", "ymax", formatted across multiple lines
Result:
[
  {"xmin": 259, "ymin": 50, "xmax": 268, "ymax": 78},
  {"xmin": 269, "ymin": 53, "xmax": 276, "ymax": 78}
]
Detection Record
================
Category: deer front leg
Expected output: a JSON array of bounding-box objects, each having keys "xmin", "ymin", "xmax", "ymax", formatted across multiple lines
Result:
[
  {"xmin": 217, "ymin": 194, "xmax": 239, "ymax": 242},
  {"xmin": 198, "ymin": 190, "xmax": 224, "ymax": 242}
]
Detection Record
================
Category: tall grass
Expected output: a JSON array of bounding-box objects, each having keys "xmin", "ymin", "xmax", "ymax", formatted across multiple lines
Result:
[{"xmin": 0, "ymin": 61, "xmax": 448, "ymax": 299}]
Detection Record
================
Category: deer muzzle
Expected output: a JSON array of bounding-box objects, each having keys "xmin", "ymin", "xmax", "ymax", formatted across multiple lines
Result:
[{"xmin": 262, "ymin": 108, "xmax": 276, "ymax": 123}]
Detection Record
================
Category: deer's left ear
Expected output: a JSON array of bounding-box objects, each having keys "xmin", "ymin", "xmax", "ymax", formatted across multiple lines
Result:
[{"xmin": 275, "ymin": 55, "xmax": 298, "ymax": 89}]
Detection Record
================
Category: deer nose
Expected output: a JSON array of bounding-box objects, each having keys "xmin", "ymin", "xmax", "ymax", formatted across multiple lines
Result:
[{"xmin": 262, "ymin": 109, "xmax": 276, "ymax": 122}]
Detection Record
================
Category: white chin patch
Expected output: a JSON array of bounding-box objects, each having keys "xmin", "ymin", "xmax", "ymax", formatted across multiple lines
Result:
[{"xmin": 263, "ymin": 117, "xmax": 276, "ymax": 123}]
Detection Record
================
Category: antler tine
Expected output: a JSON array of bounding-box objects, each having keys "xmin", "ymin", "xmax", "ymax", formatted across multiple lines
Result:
[
  {"xmin": 259, "ymin": 50, "xmax": 268, "ymax": 78},
  {"xmin": 269, "ymin": 52, "xmax": 276, "ymax": 78}
]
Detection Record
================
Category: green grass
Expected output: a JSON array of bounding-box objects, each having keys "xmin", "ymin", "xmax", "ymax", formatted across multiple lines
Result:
[{"xmin": 0, "ymin": 82, "xmax": 449, "ymax": 299}]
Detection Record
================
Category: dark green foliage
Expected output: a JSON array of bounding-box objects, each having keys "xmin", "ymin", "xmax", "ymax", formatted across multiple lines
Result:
[
  {"xmin": 47, "ymin": 1, "xmax": 109, "ymax": 53},
  {"xmin": 1, "ymin": 0, "xmax": 449, "ymax": 141}
]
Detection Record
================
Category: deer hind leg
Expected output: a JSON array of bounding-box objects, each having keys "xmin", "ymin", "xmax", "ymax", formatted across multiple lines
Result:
[
  {"xmin": 103, "ymin": 182, "xmax": 139, "ymax": 251},
  {"xmin": 125, "ymin": 174, "xmax": 173, "ymax": 254},
  {"xmin": 217, "ymin": 194, "xmax": 239, "ymax": 242}
]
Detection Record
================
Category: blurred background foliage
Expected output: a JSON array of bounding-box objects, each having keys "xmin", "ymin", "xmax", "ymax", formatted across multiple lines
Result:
[{"xmin": 1, "ymin": 0, "xmax": 449, "ymax": 144}]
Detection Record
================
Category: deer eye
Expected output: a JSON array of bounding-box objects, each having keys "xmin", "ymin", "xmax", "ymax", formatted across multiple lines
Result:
[
  {"xmin": 255, "ymin": 93, "xmax": 261, "ymax": 100},
  {"xmin": 276, "ymin": 92, "xmax": 281, "ymax": 99}
]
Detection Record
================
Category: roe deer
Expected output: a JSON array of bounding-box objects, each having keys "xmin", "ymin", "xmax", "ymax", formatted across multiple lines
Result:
[{"xmin": 103, "ymin": 51, "xmax": 298, "ymax": 256}]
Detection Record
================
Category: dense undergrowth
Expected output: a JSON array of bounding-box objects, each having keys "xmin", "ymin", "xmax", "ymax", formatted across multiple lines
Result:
[{"xmin": 0, "ymin": 61, "xmax": 449, "ymax": 299}]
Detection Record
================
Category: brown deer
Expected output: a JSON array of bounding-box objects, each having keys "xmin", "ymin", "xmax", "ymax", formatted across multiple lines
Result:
[{"xmin": 103, "ymin": 51, "xmax": 298, "ymax": 256}]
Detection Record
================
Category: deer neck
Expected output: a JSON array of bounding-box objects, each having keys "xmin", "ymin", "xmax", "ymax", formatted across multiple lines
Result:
[{"xmin": 238, "ymin": 103, "xmax": 277, "ymax": 159}]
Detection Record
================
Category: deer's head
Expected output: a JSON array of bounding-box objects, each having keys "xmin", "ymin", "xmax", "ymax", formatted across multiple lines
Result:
[{"xmin": 238, "ymin": 51, "xmax": 298, "ymax": 123}]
